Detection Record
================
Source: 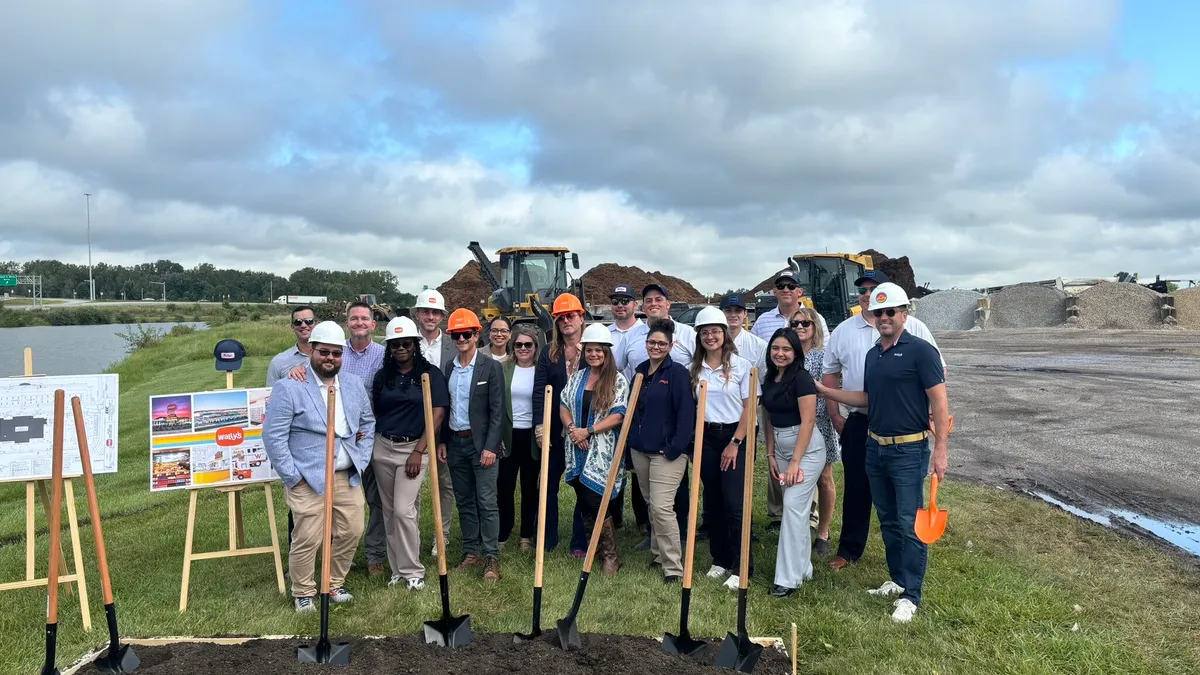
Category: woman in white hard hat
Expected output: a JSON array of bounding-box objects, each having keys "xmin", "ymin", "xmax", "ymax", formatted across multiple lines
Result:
[
  {"xmin": 761, "ymin": 327, "xmax": 824, "ymax": 597},
  {"xmin": 497, "ymin": 324, "xmax": 541, "ymax": 550},
  {"xmin": 791, "ymin": 306, "xmax": 841, "ymax": 555},
  {"xmin": 369, "ymin": 316, "xmax": 450, "ymax": 591},
  {"xmin": 558, "ymin": 323, "xmax": 630, "ymax": 576},
  {"xmin": 690, "ymin": 306, "xmax": 759, "ymax": 589}
]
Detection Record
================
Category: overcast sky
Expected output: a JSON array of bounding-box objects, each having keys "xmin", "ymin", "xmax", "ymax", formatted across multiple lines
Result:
[{"xmin": 1, "ymin": 0, "xmax": 1197, "ymax": 295}]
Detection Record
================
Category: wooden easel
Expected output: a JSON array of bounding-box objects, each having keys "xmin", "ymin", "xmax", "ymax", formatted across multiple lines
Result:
[
  {"xmin": 1, "ymin": 347, "xmax": 92, "ymax": 630},
  {"xmin": 178, "ymin": 370, "xmax": 285, "ymax": 612}
]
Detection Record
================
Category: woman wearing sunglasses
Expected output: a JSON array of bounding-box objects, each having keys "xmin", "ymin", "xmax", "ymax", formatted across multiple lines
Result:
[
  {"xmin": 497, "ymin": 324, "xmax": 542, "ymax": 551},
  {"xmin": 790, "ymin": 307, "xmax": 841, "ymax": 556}
]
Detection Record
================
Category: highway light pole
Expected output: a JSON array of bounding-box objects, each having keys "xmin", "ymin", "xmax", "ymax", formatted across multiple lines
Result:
[{"xmin": 84, "ymin": 192, "xmax": 95, "ymax": 301}]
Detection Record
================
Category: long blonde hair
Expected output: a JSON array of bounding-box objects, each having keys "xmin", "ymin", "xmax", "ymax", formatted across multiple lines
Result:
[
  {"xmin": 790, "ymin": 307, "xmax": 824, "ymax": 350},
  {"xmin": 690, "ymin": 324, "xmax": 736, "ymax": 391}
]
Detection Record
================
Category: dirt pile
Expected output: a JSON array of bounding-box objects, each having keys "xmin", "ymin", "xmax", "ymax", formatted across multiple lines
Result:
[
  {"xmin": 858, "ymin": 249, "xmax": 918, "ymax": 297},
  {"xmin": 1173, "ymin": 287, "xmax": 1200, "ymax": 328},
  {"xmin": 580, "ymin": 264, "xmax": 706, "ymax": 305},
  {"xmin": 437, "ymin": 260, "xmax": 498, "ymax": 312},
  {"xmin": 1075, "ymin": 281, "xmax": 1163, "ymax": 329}
]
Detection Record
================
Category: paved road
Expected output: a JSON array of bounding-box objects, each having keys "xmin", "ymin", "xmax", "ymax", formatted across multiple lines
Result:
[{"xmin": 937, "ymin": 328, "xmax": 1200, "ymax": 527}]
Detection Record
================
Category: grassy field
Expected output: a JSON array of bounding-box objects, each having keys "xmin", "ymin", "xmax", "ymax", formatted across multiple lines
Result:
[{"xmin": 1, "ymin": 323, "xmax": 1198, "ymax": 673}]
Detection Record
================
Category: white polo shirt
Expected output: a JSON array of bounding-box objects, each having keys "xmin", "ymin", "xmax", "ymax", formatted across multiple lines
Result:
[
  {"xmin": 621, "ymin": 319, "xmax": 695, "ymax": 382},
  {"xmin": 822, "ymin": 314, "xmax": 945, "ymax": 414},
  {"xmin": 730, "ymin": 329, "xmax": 767, "ymax": 374},
  {"xmin": 608, "ymin": 319, "xmax": 644, "ymax": 373},
  {"xmin": 695, "ymin": 353, "xmax": 759, "ymax": 424},
  {"xmin": 750, "ymin": 306, "xmax": 830, "ymax": 346}
]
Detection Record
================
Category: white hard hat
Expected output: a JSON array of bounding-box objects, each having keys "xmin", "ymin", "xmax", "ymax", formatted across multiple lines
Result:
[
  {"xmin": 580, "ymin": 323, "xmax": 613, "ymax": 345},
  {"xmin": 308, "ymin": 320, "xmax": 345, "ymax": 346},
  {"xmin": 867, "ymin": 282, "xmax": 910, "ymax": 312},
  {"xmin": 383, "ymin": 316, "xmax": 419, "ymax": 340},
  {"xmin": 412, "ymin": 288, "xmax": 446, "ymax": 312},
  {"xmin": 694, "ymin": 306, "xmax": 727, "ymax": 328}
]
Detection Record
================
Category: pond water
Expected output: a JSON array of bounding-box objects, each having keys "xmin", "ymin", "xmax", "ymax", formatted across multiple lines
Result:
[{"xmin": 0, "ymin": 323, "xmax": 208, "ymax": 376}]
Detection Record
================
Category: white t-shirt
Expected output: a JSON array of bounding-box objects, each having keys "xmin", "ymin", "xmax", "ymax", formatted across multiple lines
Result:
[
  {"xmin": 695, "ymin": 353, "xmax": 759, "ymax": 424},
  {"xmin": 822, "ymin": 314, "xmax": 945, "ymax": 414},
  {"xmin": 318, "ymin": 376, "xmax": 353, "ymax": 470},
  {"xmin": 621, "ymin": 320, "xmax": 696, "ymax": 382},
  {"xmin": 510, "ymin": 365, "xmax": 535, "ymax": 429}
]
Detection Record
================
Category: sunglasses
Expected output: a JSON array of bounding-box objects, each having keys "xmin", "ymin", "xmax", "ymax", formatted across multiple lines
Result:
[
  {"xmin": 790, "ymin": 319, "xmax": 813, "ymax": 328},
  {"xmin": 856, "ymin": 286, "xmax": 871, "ymax": 295},
  {"xmin": 872, "ymin": 308, "xmax": 904, "ymax": 318},
  {"xmin": 450, "ymin": 331, "xmax": 475, "ymax": 342},
  {"xmin": 315, "ymin": 348, "xmax": 343, "ymax": 358},
  {"xmin": 388, "ymin": 341, "xmax": 414, "ymax": 350},
  {"xmin": 292, "ymin": 318, "xmax": 316, "ymax": 326},
  {"xmin": 513, "ymin": 341, "xmax": 536, "ymax": 349},
  {"xmin": 775, "ymin": 283, "xmax": 798, "ymax": 291},
  {"xmin": 611, "ymin": 298, "xmax": 633, "ymax": 305}
]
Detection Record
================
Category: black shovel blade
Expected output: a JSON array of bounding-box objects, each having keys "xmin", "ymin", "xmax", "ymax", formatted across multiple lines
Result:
[
  {"xmin": 715, "ymin": 632, "xmax": 763, "ymax": 673},
  {"xmin": 555, "ymin": 616, "xmax": 582, "ymax": 651},
  {"xmin": 663, "ymin": 631, "xmax": 707, "ymax": 660},
  {"xmin": 513, "ymin": 586, "xmax": 543, "ymax": 643},
  {"xmin": 41, "ymin": 622, "xmax": 59, "ymax": 675},
  {"xmin": 92, "ymin": 645, "xmax": 140, "ymax": 674},
  {"xmin": 423, "ymin": 614, "xmax": 472, "ymax": 647},
  {"xmin": 296, "ymin": 638, "xmax": 352, "ymax": 665}
]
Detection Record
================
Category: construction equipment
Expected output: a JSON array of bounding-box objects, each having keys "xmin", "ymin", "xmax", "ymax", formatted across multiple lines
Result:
[
  {"xmin": 468, "ymin": 241, "xmax": 588, "ymax": 339},
  {"xmin": 357, "ymin": 294, "xmax": 401, "ymax": 323},
  {"xmin": 785, "ymin": 253, "xmax": 875, "ymax": 329}
]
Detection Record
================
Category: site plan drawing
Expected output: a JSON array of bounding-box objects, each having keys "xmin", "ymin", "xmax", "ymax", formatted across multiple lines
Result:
[{"xmin": 0, "ymin": 374, "xmax": 120, "ymax": 483}]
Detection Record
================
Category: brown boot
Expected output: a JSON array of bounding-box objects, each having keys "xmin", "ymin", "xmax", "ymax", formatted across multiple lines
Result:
[
  {"xmin": 455, "ymin": 553, "xmax": 483, "ymax": 572},
  {"xmin": 600, "ymin": 517, "xmax": 621, "ymax": 577},
  {"xmin": 483, "ymin": 557, "xmax": 501, "ymax": 582}
]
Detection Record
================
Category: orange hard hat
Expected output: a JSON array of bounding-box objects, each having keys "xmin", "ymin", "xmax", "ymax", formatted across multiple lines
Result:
[
  {"xmin": 447, "ymin": 308, "xmax": 483, "ymax": 332},
  {"xmin": 552, "ymin": 293, "xmax": 584, "ymax": 317}
]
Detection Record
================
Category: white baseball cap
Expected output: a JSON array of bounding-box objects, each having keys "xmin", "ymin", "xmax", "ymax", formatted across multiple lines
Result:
[{"xmin": 867, "ymin": 282, "xmax": 910, "ymax": 312}]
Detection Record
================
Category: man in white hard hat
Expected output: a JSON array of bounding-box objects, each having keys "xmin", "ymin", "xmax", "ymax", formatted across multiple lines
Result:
[
  {"xmin": 816, "ymin": 283, "xmax": 949, "ymax": 623},
  {"xmin": 821, "ymin": 271, "xmax": 944, "ymax": 574},
  {"xmin": 412, "ymin": 288, "xmax": 455, "ymax": 555},
  {"xmin": 263, "ymin": 321, "xmax": 376, "ymax": 612},
  {"xmin": 751, "ymin": 271, "xmax": 830, "ymax": 345}
]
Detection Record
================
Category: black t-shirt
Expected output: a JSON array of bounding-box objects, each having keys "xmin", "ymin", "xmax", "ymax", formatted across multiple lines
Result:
[
  {"xmin": 761, "ymin": 369, "xmax": 818, "ymax": 428},
  {"xmin": 371, "ymin": 364, "xmax": 450, "ymax": 438}
]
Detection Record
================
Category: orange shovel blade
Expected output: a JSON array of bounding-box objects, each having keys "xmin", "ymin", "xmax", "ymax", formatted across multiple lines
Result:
[{"xmin": 915, "ymin": 475, "xmax": 948, "ymax": 544}]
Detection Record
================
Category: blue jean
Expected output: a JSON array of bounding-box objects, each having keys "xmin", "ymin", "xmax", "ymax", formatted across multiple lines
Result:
[{"xmin": 864, "ymin": 437, "xmax": 931, "ymax": 606}]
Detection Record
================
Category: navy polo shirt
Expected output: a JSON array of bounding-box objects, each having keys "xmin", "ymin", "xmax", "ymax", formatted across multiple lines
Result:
[
  {"xmin": 863, "ymin": 331, "xmax": 945, "ymax": 436},
  {"xmin": 371, "ymin": 363, "xmax": 450, "ymax": 439}
]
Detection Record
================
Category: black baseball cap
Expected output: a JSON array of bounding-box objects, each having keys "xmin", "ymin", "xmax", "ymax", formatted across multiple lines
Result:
[
  {"xmin": 213, "ymin": 339, "xmax": 246, "ymax": 372},
  {"xmin": 719, "ymin": 294, "xmax": 747, "ymax": 310},
  {"xmin": 774, "ymin": 271, "xmax": 798, "ymax": 285},
  {"xmin": 610, "ymin": 284, "xmax": 635, "ymax": 300},
  {"xmin": 853, "ymin": 269, "xmax": 891, "ymax": 286},
  {"xmin": 642, "ymin": 283, "xmax": 670, "ymax": 299}
]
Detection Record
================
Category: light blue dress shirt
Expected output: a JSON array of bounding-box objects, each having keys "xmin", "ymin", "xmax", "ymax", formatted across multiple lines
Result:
[{"xmin": 448, "ymin": 356, "xmax": 476, "ymax": 431}]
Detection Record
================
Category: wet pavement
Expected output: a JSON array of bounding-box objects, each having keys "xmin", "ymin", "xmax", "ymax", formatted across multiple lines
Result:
[{"xmin": 934, "ymin": 328, "xmax": 1200, "ymax": 558}]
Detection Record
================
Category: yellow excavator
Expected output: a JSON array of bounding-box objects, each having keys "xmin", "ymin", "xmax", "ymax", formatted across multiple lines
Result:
[
  {"xmin": 754, "ymin": 252, "xmax": 874, "ymax": 329},
  {"xmin": 468, "ymin": 241, "xmax": 590, "ymax": 338}
]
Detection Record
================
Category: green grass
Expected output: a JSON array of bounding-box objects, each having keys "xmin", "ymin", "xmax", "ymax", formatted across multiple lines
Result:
[
  {"xmin": 0, "ymin": 298, "xmax": 66, "ymax": 306},
  {"xmin": 1, "ymin": 322, "xmax": 1198, "ymax": 673}
]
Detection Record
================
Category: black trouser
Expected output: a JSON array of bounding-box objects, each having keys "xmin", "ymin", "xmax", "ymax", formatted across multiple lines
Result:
[
  {"xmin": 836, "ymin": 412, "xmax": 871, "ymax": 561},
  {"xmin": 541, "ymin": 435, "xmax": 568, "ymax": 551},
  {"xmin": 630, "ymin": 456, "xmax": 650, "ymax": 530},
  {"xmin": 699, "ymin": 424, "xmax": 754, "ymax": 576},
  {"xmin": 571, "ymin": 479, "xmax": 605, "ymax": 523},
  {"xmin": 498, "ymin": 428, "xmax": 538, "ymax": 542}
]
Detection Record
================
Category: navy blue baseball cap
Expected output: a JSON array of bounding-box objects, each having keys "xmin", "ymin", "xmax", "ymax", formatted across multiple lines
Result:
[
  {"xmin": 719, "ymin": 294, "xmax": 748, "ymax": 310},
  {"xmin": 853, "ymin": 269, "xmax": 891, "ymax": 286},
  {"xmin": 213, "ymin": 339, "xmax": 246, "ymax": 372},
  {"xmin": 642, "ymin": 283, "xmax": 670, "ymax": 299},
  {"xmin": 610, "ymin": 284, "xmax": 635, "ymax": 300}
]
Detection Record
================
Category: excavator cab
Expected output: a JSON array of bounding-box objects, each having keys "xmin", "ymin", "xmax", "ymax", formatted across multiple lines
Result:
[
  {"xmin": 786, "ymin": 253, "xmax": 874, "ymax": 329},
  {"xmin": 469, "ymin": 242, "xmax": 586, "ymax": 339}
]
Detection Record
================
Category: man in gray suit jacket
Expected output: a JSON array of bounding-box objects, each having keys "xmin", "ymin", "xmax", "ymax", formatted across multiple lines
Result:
[
  {"xmin": 437, "ymin": 309, "xmax": 506, "ymax": 581},
  {"xmin": 263, "ymin": 321, "xmax": 375, "ymax": 612}
]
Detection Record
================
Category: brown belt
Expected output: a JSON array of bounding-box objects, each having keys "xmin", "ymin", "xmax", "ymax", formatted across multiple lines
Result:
[{"xmin": 452, "ymin": 429, "xmax": 472, "ymax": 438}]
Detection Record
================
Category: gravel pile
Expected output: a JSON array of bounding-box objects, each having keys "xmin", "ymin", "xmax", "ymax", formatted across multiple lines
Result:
[
  {"xmin": 1173, "ymin": 287, "xmax": 1200, "ymax": 329},
  {"xmin": 989, "ymin": 283, "xmax": 1068, "ymax": 328},
  {"xmin": 1075, "ymin": 281, "xmax": 1163, "ymax": 329},
  {"xmin": 912, "ymin": 289, "xmax": 983, "ymax": 330}
]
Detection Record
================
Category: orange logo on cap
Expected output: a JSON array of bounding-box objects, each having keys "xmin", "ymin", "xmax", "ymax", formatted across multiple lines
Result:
[
  {"xmin": 393, "ymin": 326, "xmax": 404, "ymax": 334},
  {"xmin": 875, "ymin": 292, "xmax": 888, "ymax": 304}
]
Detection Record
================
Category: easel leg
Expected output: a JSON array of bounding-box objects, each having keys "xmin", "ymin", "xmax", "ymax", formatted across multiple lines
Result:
[
  {"xmin": 227, "ymin": 490, "xmax": 238, "ymax": 551},
  {"xmin": 64, "ymin": 478, "xmax": 92, "ymax": 631},
  {"xmin": 26, "ymin": 483, "xmax": 35, "ymax": 580},
  {"xmin": 180, "ymin": 490, "xmax": 198, "ymax": 612},
  {"xmin": 235, "ymin": 491, "xmax": 246, "ymax": 549},
  {"xmin": 264, "ymin": 483, "xmax": 285, "ymax": 594},
  {"xmin": 36, "ymin": 480, "xmax": 71, "ymax": 594}
]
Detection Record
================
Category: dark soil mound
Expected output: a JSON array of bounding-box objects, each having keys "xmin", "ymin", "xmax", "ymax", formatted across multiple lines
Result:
[
  {"xmin": 580, "ymin": 264, "xmax": 706, "ymax": 305},
  {"xmin": 437, "ymin": 260, "xmax": 499, "ymax": 313},
  {"xmin": 858, "ymin": 249, "xmax": 917, "ymax": 297},
  {"xmin": 101, "ymin": 633, "xmax": 788, "ymax": 674}
]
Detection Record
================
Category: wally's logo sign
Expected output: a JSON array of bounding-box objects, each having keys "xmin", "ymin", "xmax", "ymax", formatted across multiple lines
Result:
[{"xmin": 215, "ymin": 427, "xmax": 245, "ymax": 446}]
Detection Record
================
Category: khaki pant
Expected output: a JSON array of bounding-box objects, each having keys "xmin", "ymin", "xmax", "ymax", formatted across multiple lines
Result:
[
  {"xmin": 630, "ymin": 451, "xmax": 689, "ymax": 578},
  {"xmin": 437, "ymin": 456, "xmax": 454, "ymax": 540},
  {"xmin": 284, "ymin": 471, "xmax": 365, "ymax": 598},
  {"xmin": 371, "ymin": 436, "xmax": 427, "ymax": 579}
]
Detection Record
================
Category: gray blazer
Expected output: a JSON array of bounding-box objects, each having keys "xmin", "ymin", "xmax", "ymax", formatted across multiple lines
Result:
[
  {"xmin": 440, "ymin": 349, "xmax": 506, "ymax": 456},
  {"xmin": 262, "ymin": 364, "xmax": 375, "ymax": 493}
]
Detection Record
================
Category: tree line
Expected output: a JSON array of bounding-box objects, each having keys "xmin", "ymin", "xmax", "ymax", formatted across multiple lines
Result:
[{"xmin": 0, "ymin": 259, "xmax": 418, "ymax": 307}]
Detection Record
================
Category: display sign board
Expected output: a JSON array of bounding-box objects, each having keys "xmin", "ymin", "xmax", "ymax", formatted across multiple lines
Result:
[
  {"xmin": 149, "ymin": 387, "xmax": 278, "ymax": 492},
  {"xmin": 0, "ymin": 275, "xmax": 17, "ymax": 287},
  {"xmin": 0, "ymin": 374, "xmax": 120, "ymax": 483}
]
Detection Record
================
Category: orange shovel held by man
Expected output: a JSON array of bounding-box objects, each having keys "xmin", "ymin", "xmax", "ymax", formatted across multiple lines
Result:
[{"xmin": 915, "ymin": 415, "xmax": 953, "ymax": 544}]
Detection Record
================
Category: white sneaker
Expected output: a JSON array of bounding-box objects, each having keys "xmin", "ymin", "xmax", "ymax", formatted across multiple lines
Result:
[
  {"xmin": 431, "ymin": 536, "xmax": 449, "ymax": 556},
  {"xmin": 867, "ymin": 581, "xmax": 904, "ymax": 597},
  {"xmin": 891, "ymin": 598, "xmax": 917, "ymax": 623},
  {"xmin": 724, "ymin": 574, "xmax": 740, "ymax": 590},
  {"xmin": 294, "ymin": 596, "xmax": 316, "ymax": 613},
  {"xmin": 329, "ymin": 586, "xmax": 353, "ymax": 603},
  {"xmin": 405, "ymin": 577, "xmax": 425, "ymax": 591},
  {"xmin": 388, "ymin": 573, "xmax": 403, "ymax": 587},
  {"xmin": 706, "ymin": 565, "xmax": 728, "ymax": 579}
]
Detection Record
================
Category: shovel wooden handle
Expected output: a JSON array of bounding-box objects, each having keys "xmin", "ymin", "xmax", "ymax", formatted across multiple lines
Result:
[
  {"xmin": 420, "ymin": 374, "xmax": 448, "ymax": 576},
  {"xmin": 534, "ymin": 386, "xmax": 553, "ymax": 587},
  {"xmin": 681, "ymin": 380, "xmax": 707, "ymax": 589},
  {"xmin": 320, "ymin": 386, "xmax": 337, "ymax": 596},
  {"xmin": 71, "ymin": 396, "xmax": 114, "ymax": 605},
  {"xmin": 581, "ymin": 373, "xmax": 643, "ymax": 574},
  {"xmin": 736, "ymin": 368, "xmax": 759, "ymax": 589},
  {"xmin": 47, "ymin": 390, "xmax": 66, "ymax": 624},
  {"xmin": 929, "ymin": 474, "xmax": 940, "ymax": 511}
]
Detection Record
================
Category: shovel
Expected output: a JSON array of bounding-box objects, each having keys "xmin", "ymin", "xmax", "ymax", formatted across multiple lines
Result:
[
  {"xmin": 716, "ymin": 368, "xmax": 764, "ymax": 673},
  {"xmin": 915, "ymin": 475, "xmax": 949, "ymax": 544},
  {"xmin": 663, "ymin": 380, "xmax": 708, "ymax": 660},
  {"xmin": 420, "ymin": 373, "xmax": 472, "ymax": 647},
  {"xmin": 556, "ymin": 373, "xmax": 644, "ymax": 651},
  {"xmin": 514, "ymin": 386, "xmax": 554, "ymax": 644},
  {"xmin": 297, "ymin": 385, "xmax": 351, "ymax": 665},
  {"xmin": 72, "ymin": 396, "xmax": 140, "ymax": 673},
  {"xmin": 41, "ymin": 391, "xmax": 66, "ymax": 675}
]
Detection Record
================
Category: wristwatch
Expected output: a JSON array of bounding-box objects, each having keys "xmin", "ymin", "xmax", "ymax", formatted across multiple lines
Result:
[
  {"xmin": 587, "ymin": 424, "xmax": 595, "ymax": 436},
  {"xmin": 731, "ymin": 437, "xmax": 744, "ymax": 448}
]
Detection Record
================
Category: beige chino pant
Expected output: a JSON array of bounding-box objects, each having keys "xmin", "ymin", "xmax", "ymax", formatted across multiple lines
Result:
[
  {"xmin": 630, "ymin": 451, "xmax": 689, "ymax": 578},
  {"xmin": 285, "ymin": 471, "xmax": 365, "ymax": 598},
  {"xmin": 371, "ymin": 435, "xmax": 428, "ymax": 579}
]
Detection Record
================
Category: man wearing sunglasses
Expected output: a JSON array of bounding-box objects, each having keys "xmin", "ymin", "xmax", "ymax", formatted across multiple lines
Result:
[
  {"xmin": 267, "ymin": 305, "xmax": 317, "ymax": 385},
  {"xmin": 750, "ymin": 271, "xmax": 830, "ymax": 346},
  {"xmin": 815, "ymin": 283, "xmax": 949, "ymax": 623},
  {"xmin": 606, "ymin": 284, "xmax": 651, "ymax": 543},
  {"xmin": 821, "ymin": 270, "xmax": 944, "ymax": 575}
]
